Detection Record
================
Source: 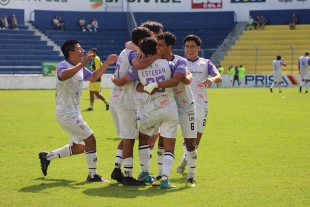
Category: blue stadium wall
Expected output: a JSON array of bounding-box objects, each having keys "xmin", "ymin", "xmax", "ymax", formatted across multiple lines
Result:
[{"xmin": 0, "ymin": 8, "xmax": 24, "ymax": 24}]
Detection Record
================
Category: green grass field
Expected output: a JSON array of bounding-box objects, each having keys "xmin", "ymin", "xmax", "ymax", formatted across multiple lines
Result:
[{"xmin": 0, "ymin": 88, "xmax": 309, "ymax": 207}]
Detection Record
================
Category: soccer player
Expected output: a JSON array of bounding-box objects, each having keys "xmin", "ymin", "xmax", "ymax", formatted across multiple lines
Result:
[
  {"xmin": 109, "ymin": 27, "xmax": 154, "ymax": 186},
  {"xmin": 85, "ymin": 48, "xmax": 109, "ymax": 111},
  {"xmin": 228, "ymin": 64, "xmax": 234, "ymax": 88},
  {"xmin": 270, "ymin": 56, "xmax": 287, "ymax": 93},
  {"xmin": 113, "ymin": 37, "xmax": 180, "ymax": 189},
  {"xmin": 238, "ymin": 65, "xmax": 246, "ymax": 87},
  {"xmin": 38, "ymin": 40, "xmax": 118, "ymax": 182},
  {"xmin": 298, "ymin": 52, "xmax": 310, "ymax": 93},
  {"xmin": 176, "ymin": 34, "xmax": 222, "ymax": 174},
  {"xmin": 217, "ymin": 65, "xmax": 224, "ymax": 88},
  {"xmin": 143, "ymin": 32, "xmax": 197, "ymax": 187}
]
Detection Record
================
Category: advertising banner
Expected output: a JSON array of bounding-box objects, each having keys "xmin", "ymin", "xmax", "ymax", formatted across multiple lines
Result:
[
  {"xmin": 42, "ymin": 62, "xmax": 57, "ymax": 76},
  {"xmin": 231, "ymin": 0, "xmax": 266, "ymax": 3},
  {"xmin": 192, "ymin": 0, "xmax": 223, "ymax": 9}
]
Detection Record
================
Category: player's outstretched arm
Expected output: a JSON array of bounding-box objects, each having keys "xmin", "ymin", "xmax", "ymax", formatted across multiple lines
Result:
[
  {"xmin": 111, "ymin": 74, "xmax": 132, "ymax": 86},
  {"xmin": 89, "ymin": 54, "xmax": 118, "ymax": 82},
  {"xmin": 132, "ymin": 54, "xmax": 161, "ymax": 69},
  {"xmin": 202, "ymin": 71, "xmax": 222, "ymax": 88},
  {"xmin": 59, "ymin": 52, "xmax": 93, "ymax": 81}
]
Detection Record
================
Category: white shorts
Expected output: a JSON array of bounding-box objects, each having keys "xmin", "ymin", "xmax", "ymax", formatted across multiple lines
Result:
[
  {"xmin": 196, "ymin": 107, "xmax": 209, "ymax": 134},
  {"xmin": 110, "ymin": 106, "xmax": 138, "ymax": 139},
  {"xmin": 178, "ymin": 108, "xmax": 197, "ymax": 139},
  {"xmin": 229, "ymin": 76, "xmax": 233, "ymax": 81},
  {"xmin": 273, "ymin": 73, "xmax": 282, "ymax": 83},
  {"xmin": 140, "ymin": 110, "xmax": 178, "ymax": 138},
  {"xmin": 56, "ymin": 113, "xmax": 93, "ymax": 145},
  {"xmin": 300, "ymin": 70, "xmax": 309, "ymax": 80},
  {"xmin": 239, "ymin": 77, "xmax": 244, "ymax": 82}
]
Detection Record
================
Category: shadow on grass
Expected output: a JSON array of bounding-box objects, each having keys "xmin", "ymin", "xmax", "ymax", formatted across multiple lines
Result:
[
  {"xmin": 82, "ymin": 183, "xmax": 189, "ymax": 198},
  {"xmin": 19, "ymin": 178, "xmax": 79, "ymax": 193},
  {"xmin": 105, "ymin": 137, "xmax": 121, "ymax": 141}
]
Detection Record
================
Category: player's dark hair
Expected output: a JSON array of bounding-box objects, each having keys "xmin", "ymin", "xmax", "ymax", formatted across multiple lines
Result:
[
  {"xmin": 183, "ymin": 35, "xmax": 202, "ymax": 46},
  {"xmin": 305, "ymin": 52, "xmax": 309, "ymax": 56},
  {"xmin": 157, "ymin": 31, "xmax": 176, "ymax": 47},
  {"xmin": 219, "ymin": 65, "xmax": 221, "ymax": 67},
  {"xmin": 130, "ymin": 27, "xmax": 152, "ymax": 45},
  {"xmin": 91, "ymin": 48, "xmax": 98, "ymax": 53},
  {"xmin": 240, "ymin": 65, "xmax": 242, "ymax": 67},
  {"xmin": 276, "ymin": 55, "xmax": 281, "ymax": 60},
  {"xmin": 61, "ymin": 39, "xmax": 79, "ymax": 59},
  {"xmin": 140, "ymin": 37, "xmax": 157, "ymax": 55},
  {"xmin": 140, "ymin": 20, "xmax": 163, "ymax": 34}
]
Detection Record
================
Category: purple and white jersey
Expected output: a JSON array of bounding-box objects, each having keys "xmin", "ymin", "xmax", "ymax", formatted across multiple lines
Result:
[
  {"xmin": 298, "ymin": 56, "xmax": 310, "ymax": 71},
  {"xmin": 187, "ymin": 57, "xmax": 217, "ymax": 109},
  {"xmin": 126, "ymin": 59, "xmax": 177, "ymax": 115},
  {"xmin": 56, "ymin": 60, "xmax": 92, "ymax": 114},
  {"xmin": 273, "ymin": 60, "xmax": 285, "ymax": 74},
  {"xmin": 171, "ymin": 55, "xmax": 195, "ymax": 114},
  {"xmin": 109, "ymin": 48, "xmax": 136, "ymax": 110}
]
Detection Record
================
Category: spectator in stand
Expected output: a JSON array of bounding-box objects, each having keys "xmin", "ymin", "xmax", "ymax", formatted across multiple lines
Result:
[
  {"xmin": 11, "ymin": 14, "xmax": 18, "ymax": 30},
  {"xmin": 247, "ymin": 16, "xmax": 254, "ymax": 30},
  {"xmin": 2, "ymin": 15, "xmax": 8, "ymax": 30},
  {"xmin": 253, "ymin": 16, "xmax": 260, "ymax": 30},
  {"xmin": 91, "ymin": 18, "xmax": 99, "ymax": 32},
  {"xmin": 0, "ymin": 17, "xmax": 3, "ymax": 29},
  {"xmin": 79, "ymin": 17, "xmax": 92, "ymax": 32},
  {"xmin": 257, "ymin": 15, "xmax": 267, "ymax": 30},
  {"xmin": 52, "ymin": 16, "xmax": 61, "ymax": 30},
  {"xmin": 289, "ymin": 13, "xmax": 298, "ymax": 30},
  {"xmin": 58, "ymin": 17, "xmax": 65, "ymax": 31}
]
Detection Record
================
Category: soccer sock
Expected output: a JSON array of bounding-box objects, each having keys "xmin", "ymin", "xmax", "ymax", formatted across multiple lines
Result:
[
  {"xmin": 114, "ymin": 149, "xmax": 123, "ymax": 169},
  {"xmin": 90, "ymin": 103, "xmax": 94, "ymax": 108},
  {"xmin": 46, "ymin": 144, "xmax": 72, "ymax": 161},
  {"xmin": 186, "ymin": 147, "xmax": 197, "ymax": 179},
  {"xmin": 157, "ymin": 145, "xmax": 164, "ymax": 177},
  {"xmin": 148, "ymin": 146, "xmax": 154, "ymax": 169},
  {"xmin": 178, "ymin": 154, "xmax": 187, "ymax": 168},
  {"xmin": 138, "ymin": 145, "xmax": 150, "ymax": 172},
  {"xmin": 162, "ymin": 152, "xmax": 175, "ymax": 181},
  {"xmin": 278, "ymin": 84, "xmax": 282, "ymax": 92},
  {"xmin": 300, "ymin": 81, "xmax": 304, "ymax": 87},
  {"xmin": 270, "ymin": 83, "xmax": 275, "ymax": 88},
  {"xmin": 182, "ymin": 139, "xmax": 187, "ymax": 155},
  {"xmin": 305, "ymin": 82, "xmax": 309, "ymax": 91},
  {"xmin": 123, "ymin": 157, "xmax": 133, "ymax": 178},
  {"xmin": 84, "ymin": 150, "xmax": 97, "ymax": 178}
]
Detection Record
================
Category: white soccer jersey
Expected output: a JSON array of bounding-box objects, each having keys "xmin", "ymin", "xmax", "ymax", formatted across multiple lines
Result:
[
  {"xmin": 299, "ymin": 56, "xmax": 310, "ymax": 71},
  {"xmin": 187, "ymin": 57, "xmax": 217, "ymax": 109},
  {"xmin": 55, "ymin": 60, "xmax": 92, "ymax": 114},
  {"xmin": 171, "ymin": 55, "xmax": 195, "ymax": 114},
  {"xmin": 109, "ymin": 48, "xmax": 136, "ymax": 110},
  {"xmin": 273, "ymin": 60, "xmax": 285, "ymax": 74},
  {"xmin": 127, "ymin": 59, "xmax": 177, "ymax": 115}
]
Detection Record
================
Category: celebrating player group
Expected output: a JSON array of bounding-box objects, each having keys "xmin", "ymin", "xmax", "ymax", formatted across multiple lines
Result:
[{"xmin": 38, "ymin": 20, "xmax": 222, "ymax": 189}]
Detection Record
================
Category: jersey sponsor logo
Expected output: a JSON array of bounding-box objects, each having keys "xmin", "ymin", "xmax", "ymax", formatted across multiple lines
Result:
[
  {"xmin": 79, "ymin": 124, "xmax": 86, "ymax": 130},
  {"xmin": 113, "ymin": 94, "xmax": 120, "ymax": 98},
  {"xmin": 180, "ymin": 99, "xmax": 187, "ymax": 104},
  {"xmin": 178, "ymin": 64, "xmax": 186, "ymax": 69},
  {"xmin": 160, "ymin": 99, "xmax": 169, "ymax": 106},
  {"xmin": 175, "ymin": 89, "xmax": 183, "ymax": 95},
  {"xmin": 198, "ymin": 93, "xmax": 203, "ymax": 98},
  {"xmin": 196, "ymin": 83, "xmax": 204, "ymax": 89}
]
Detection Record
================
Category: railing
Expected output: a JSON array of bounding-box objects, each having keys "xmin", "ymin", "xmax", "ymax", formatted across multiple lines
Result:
[{"xmin": 126, "ymin": 1, "xmax": 137, "ymax": 33}]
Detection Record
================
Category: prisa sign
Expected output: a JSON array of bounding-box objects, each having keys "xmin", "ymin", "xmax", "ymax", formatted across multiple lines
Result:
[{"xmin": 245, "ymin": 75, "xmax": 299, "ymax": 87}]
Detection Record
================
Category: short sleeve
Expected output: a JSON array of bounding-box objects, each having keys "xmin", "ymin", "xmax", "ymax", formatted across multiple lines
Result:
[
  {"xmin": 207, "ymin": 60, "xmax": 218, "ymax": 75},
  {"xmin": 126, "ymin": 66, "xmax": 139, "ymax": 82},
  {"xmin": 83, "ymin": 67, "xmax": 93, "ymax": 81},
  {"xmin": 128, "ymin": 51, "xmax": 137, "ymax": 66},
  {"xmin": 174, "ymin": 58, "xmax": 187, "ymax": 75},
  {"xmin": 57, "ymin": 62, "xmax": 68, "ymax": 81}
]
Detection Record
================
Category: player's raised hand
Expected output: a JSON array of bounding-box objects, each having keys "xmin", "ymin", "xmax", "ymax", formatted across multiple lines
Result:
[
  {"xmin": 202, "ymin": 77, "xmax": 215, "ymax": 88},
  {"xmin": 136, "ymin": 48, "xmax": 146, "ymax": 59},
  {"xmin": 81, "ymin": 51, "xmax": 94, "ymax": 66},
  {"xmin": 106, "ymin": 54, "xmax": 118, "ymax": 65}
]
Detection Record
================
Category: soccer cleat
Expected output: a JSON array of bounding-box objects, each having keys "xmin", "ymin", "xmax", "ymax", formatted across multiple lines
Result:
[
  {"xmin": 111, "ymin": 168, "xmax": 124, "ymax": 183},
  {"xmin": 186, "ymin": 178, "xmax": 196, "ymax": 187},
  {"xmin": 123, "ymin": 177, "xmax": 146, "ymax": 186},
  {"xmin": 269, "ymin": 88, "xmax": 273, "ymax": 93},
  {"xmin": 160, "ymin": 180, "xmax": 176, "ymax": 189},
  {"xmin": 151, "ymin": 176, "xmax": 162, "ymax": 187},
  {"xmin": 306, "ymin": 91, "xmax": 309, "ymax": 93},
  {"xmin": 300, "ymin": 86, "xmax": 302, "ymax": 93},
  {"xmin": 177, "ymin": 166, "xmax": 185, "ymax": 173},
  {"xmin": 86, "ymin": 107, "xmax": 93, "ymax": 111},
  {"xmin": 279, "ymin": 91, "xmax": 282, "ymax": 93},
  {"xmin": 106, "ymin": 103, "xmax": 109, "ymax": 111},
  {"xmin": 138, "ymin": 172, "xmax": 155, "ymax": 184},
  {"xmin": 86, "ymin": 174, "xmax": 109, "ymax": 182},
  {"xmin": 39, "ymin": 152, "xmax": 50, "ymax": 176}
]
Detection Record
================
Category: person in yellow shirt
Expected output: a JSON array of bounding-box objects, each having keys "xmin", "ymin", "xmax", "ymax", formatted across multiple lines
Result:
[
  {"xmin": 86, "ymin": 48, "xmax": 109, "ymax": 111},
  {"xmin": 238, "ymin": 65, "xmax": 246, "ymax": 87},
  {"xmin": 217, "ymin": 65, "xmax": 224, "ymax": 88}
]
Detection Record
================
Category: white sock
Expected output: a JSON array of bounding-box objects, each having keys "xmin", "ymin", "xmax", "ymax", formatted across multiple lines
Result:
[
  {"xmin": 162, "ymin": 152, "xmax": 174, "ymax": 181},
  {"xmin": 148, "ymin": 146, "xmax": 154, "ymax": 169},
  {"xmin": 46, "ymin": 144, "xmax": 72, "ymax": 160},
  {"xmin": 182, "ymin": 139, "xmax": 186, "ymax": 154},
  {"xmin": 84, "ymin": 150, "xmax": 97, "ymax": 178},
  {"xmin": 114, "ymin": 149, "xmax": 123, "ymax": 169},
  {"xmin": 123, "ymin": 157, "xmax": 133, "ymax": 177},
  {"xmin": 300, "ymin": 81, "xmax": 304, "ymax": 87},
  {"xmin": 139, "ymin": 145, "xmax": 150, "ymax": 172},
  {"xmin": 186, "ymin": 147, "xmax": 197, "ymax": 179},
  {"xmin": 178, "ymin": 154, "xmax": 187, "ymax": 168},
  {"xmin": 305, "ymin": 82, "xmax": 309, "ymax": 91},
  {"xmin": 270, "ymin": 83, "xmax": 275, "ymax": 88},
  {"xmin": 157, "ymin": 146, "xmax": 164, "ymax": 177},
  {"xmin": 279, "ymin": 84, "xmax": 282, "ymax": 92}
]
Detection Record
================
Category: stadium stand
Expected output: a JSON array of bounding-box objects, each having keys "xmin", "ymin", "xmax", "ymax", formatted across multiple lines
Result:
[{"xmin": 220, "ymin": 9, "xmax": 310, "ymax": 74}]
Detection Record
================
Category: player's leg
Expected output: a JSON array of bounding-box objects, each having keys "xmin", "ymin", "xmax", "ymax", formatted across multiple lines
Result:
[
  {"xmin": 152, "ymin": 134, "xmax": 164, "ymax": 186},
  {"xmin": 304, "ymin": 70, "xmax": 309, "ymax": 93},
  {"xmin": 277, "ymin": 74, "xmax": 282, "ymax": 93},
  {"xmin": 147, "ymin": 133, "xmax": 158, "ymax": 170}
]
